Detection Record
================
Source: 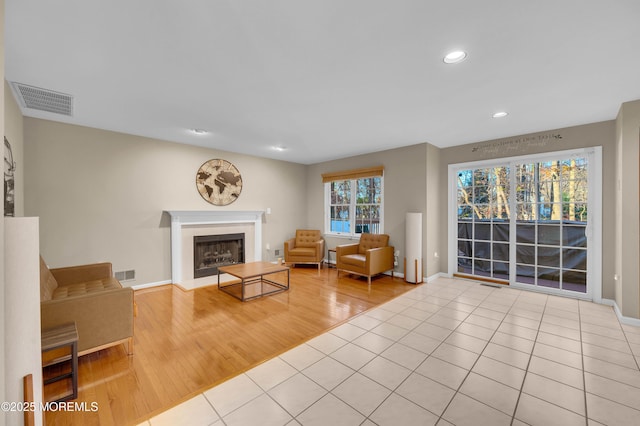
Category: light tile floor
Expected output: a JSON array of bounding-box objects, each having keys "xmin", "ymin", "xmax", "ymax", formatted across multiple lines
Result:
[{"xmin": 139, "ymin": 277, "xmax": 640, "ymax": 426}]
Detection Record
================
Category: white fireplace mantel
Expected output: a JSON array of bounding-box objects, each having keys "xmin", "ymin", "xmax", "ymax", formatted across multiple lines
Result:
[{"xmin": 166, "ymin": 210, "xmax": 264, "ymax": 285}]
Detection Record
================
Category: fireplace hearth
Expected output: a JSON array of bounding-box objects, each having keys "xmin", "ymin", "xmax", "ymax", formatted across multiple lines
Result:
[{"xmin": 194, "ymin": 233, "xmax": 245, "ymax": 278}]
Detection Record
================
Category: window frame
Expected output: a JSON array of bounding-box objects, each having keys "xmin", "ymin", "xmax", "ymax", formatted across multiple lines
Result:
[
  {"xmin": 324, "ymin": 175, "xmax": 384, "ymax": 238},
  {"xmin": 448, "ymin": 147, "xmax": 602, "ymax": 302}
]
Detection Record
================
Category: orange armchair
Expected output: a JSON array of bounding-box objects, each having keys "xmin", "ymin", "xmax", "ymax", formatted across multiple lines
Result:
[
  {"xmin": 284, "ymin": 230, "xmax": 325, "ymax": 270},
  {"xmin": 336, "ymin": 233, "xmax": 395, "ymax": 287}
]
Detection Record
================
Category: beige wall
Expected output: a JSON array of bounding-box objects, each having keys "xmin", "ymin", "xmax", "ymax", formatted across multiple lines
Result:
[
  {"xmin": 306, "ymin": 143, "xmax": 429, "ymax": 276},
  {"xmin": 438, "ymin": 120, "xmax": 616, "ymax": 300},
  {"xmin": 24, "ymin": 118, "xmax": 308, "ymax": 286},
  {"xmin": 4, "ymin": 81, "xmax": 23, "ymax": 217},
  {"xmin": 425, "ymin": 143, "xmax": 441, "ymax": 277},
  {"xmin": 615, "ymin": 100, "xmax": 640, "ymax": 318}
]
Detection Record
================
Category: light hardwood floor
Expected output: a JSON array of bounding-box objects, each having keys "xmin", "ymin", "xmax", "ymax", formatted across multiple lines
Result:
[{"xmin": 43, "ymin": 267, "xmax": 418, "ymax": 425}]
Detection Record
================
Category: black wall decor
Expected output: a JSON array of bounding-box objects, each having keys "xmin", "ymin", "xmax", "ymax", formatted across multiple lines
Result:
[{"xmin": 4, "ymin": 136, "xmax": 15, "ymax": 216}]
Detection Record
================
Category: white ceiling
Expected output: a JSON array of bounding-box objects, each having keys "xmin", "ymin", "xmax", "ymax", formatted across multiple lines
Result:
[{"xmin": 6, "ymin": 1, "xmax": 640, "ymax": 164}]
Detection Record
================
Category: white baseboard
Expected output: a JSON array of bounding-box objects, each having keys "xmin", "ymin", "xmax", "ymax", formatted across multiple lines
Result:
[
  {"xmin": 388, "ymin": 270, "xmax": 404, "ymax": 278},
  {"xmin": 385, "ymin": 270, "xmax": 446, "ymax": 284},
  {"xmin": 601, "ymin": 298, "xmax": 640, "ymax": 327},
  {"xmin": 131, "ymin": 280, "xmax": 172, "ymax": 290},
  {"xmin": 385, "ymin": 270, "xmax": 421, "ymax": 283},
  {"xmin": 426, "ymin": 272, "xmax": 447, "ymax": 282}
]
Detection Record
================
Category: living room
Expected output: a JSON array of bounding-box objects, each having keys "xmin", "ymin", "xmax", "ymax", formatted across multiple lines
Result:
[
  {"xmin": 7, "ymin": 85, "xmax": 640, "ymax": 425},
  {"xmin": 8, "ymin": 98, "xmax": 636, "ymax": 317},
  {"xmin": 3, "ymin": 1, "xmax": 640, "ymax": 425}
]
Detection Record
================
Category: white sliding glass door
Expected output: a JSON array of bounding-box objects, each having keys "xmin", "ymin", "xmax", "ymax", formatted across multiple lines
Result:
[
  {"xmin": 456, "ymin": 166, "xmax": 511, "ymax": 281},
  {"xmin": 449, "ymin": 148, "xmax": 601, "ymax": 300}
]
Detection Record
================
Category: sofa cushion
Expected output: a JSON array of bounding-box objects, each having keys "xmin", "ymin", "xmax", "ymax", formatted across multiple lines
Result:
[
  {"xmin": 358, "ymin": 234, "xmax": 389, "ymax": 254},
  {"xmin": 341, "ymin": 254, "xmax": 366, "ymax": 268},
  {"xmin": 51, "ymin": 277, "xmax": 122, "ymax": 300},
  {"xmin": 289, "ymin": 247, "xmax": 316, "ymax": 257},
  {"xmin": 40, "ymin": 256, "xmax": 59, "ymax": 302},
  {"xmin": 295, "ymin": 230, "xmax": 322, "ymax": 248}
]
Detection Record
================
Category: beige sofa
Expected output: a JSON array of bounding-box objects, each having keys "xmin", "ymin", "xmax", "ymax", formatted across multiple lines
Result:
[{"xmin": 40, "ymin": 257, "xmax": 134, "ymax": 356}]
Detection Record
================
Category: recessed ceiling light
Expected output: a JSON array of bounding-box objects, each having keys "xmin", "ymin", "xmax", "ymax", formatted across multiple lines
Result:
[
  {"xmin": 190, "ymin": 128, "xmax": 208, "ymax": 135},
  {"xmin": 443, "ymin": 51, "xmax": 467, "ymax": 64},
  {"xmin": 492, "ymin": 111, "xmax": 508, "ymax": 118},
  {"xmin": 272, "ymin": 145, "xmax": 287, "ymax": 152}
]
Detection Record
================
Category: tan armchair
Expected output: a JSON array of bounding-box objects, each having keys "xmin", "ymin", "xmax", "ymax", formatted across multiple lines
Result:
[
  {"xmin": 336, "ymin": 233, "xmax": 395, "ymax": 287},
  {"xmin": 40, "ymin": 257, "xmax": 134, "ymax": 356},
  {"xmin": 284, "ymin": 230, "xmax": 325, "ymax": 270}
]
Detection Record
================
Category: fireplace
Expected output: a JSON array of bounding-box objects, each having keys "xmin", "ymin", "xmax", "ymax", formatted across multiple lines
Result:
[
  {"xmin": 193, "ymin": 233, "xmax": 245, "ymax": 278},
  {"xmin": 166, "ymin": 210, "xmax": 263, "ymax": 289}
]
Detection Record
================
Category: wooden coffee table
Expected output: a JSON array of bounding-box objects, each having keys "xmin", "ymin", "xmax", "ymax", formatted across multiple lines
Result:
[{"xmin": 218, "ymin": 261, "xmax": 290, "ymax": 301}]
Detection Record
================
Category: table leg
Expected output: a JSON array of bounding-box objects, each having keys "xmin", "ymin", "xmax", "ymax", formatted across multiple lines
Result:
[{"xmin": 71, "ymin": 340, "xmax": 78, "ymax": 400}]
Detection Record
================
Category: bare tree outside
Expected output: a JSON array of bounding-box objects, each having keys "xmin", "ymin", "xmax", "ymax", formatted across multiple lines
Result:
[{"xmin": 456, "ymin": 156, "xmax": 589, "ymax": 292}]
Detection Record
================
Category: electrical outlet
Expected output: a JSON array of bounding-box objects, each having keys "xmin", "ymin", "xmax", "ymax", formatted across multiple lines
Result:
[{"xmin": 275, "ymin": 249, "xmax": 280, "ymax": 256}]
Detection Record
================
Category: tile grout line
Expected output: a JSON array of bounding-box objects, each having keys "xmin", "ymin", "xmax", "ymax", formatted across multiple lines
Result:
[
  {"xmin": 284, "ymin": 287, "xmax": 452, "ymax": 424},
  {"xmin": 356, "ymin": 286, "xmax": 467, "ymax": 423},
  {"xmin": 619, "ymin": 316, "xmax": 640, "ymax": 372},
  {"xmin": 334, "ymin": 285, "xmax": 465, "ymax": 423},
  {"xmin": 512, "ymin": 296, "xmax": 595, "ymax": 424},
  {"xmin": 405, "ymin": 286, "xmax": 477, "ymax": 423},
  {"xmin": 429, "ymin": 284, "xmax": 518, "ymax": 424},
  {"xmin": 323, "ymin": 283, "xmax": 474, "ymax": 424},
  {"xmin": 508, "ymin": 290, "xmax": 547, "ymax": 426},
  {"xmin": 201, "ymin": 390, "xmax": 225, "ymax": 425},
  {"xmin": 578, "ymin": 300, "xmax": 589, "ymax": 425},
  {"xmin": 579, "ymin": 302, "xmax": 640, "ymax": 415}
]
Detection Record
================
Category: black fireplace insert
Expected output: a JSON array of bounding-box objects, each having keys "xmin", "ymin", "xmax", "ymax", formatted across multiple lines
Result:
[{"xmin": 193, "ymin": 233, "xmax": 245, "ymax": 278}]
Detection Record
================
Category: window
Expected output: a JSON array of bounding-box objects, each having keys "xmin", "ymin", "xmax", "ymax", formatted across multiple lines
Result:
[
  {"xmin": 323, "ymin": 167, "xmax": 384, "ymax": 237},
  {"xmin": 449, "ymin": 147, "xmax": 602, "ymax": 301}
]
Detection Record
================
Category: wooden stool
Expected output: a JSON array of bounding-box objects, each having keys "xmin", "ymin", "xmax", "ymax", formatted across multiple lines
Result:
[{"xmin": 41, "ymin": 322, "xmax": 78, "ymax": 402}]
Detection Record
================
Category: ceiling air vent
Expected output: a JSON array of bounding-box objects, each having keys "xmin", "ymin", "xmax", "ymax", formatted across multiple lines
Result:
[{"xmin": 10, "ymin": 82, "xmax": 74, "ymax": 116}]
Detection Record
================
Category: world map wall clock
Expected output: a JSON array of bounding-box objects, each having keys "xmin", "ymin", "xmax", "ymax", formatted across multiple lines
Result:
[{"xmin": 196, "ymin": 159, "xmax": 243, "ymax": 206}]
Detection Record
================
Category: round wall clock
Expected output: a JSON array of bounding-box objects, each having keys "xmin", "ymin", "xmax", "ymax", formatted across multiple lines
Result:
[{"xmin": 195, "ymin": 159, "xmax": 243, "ymax": 206}]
